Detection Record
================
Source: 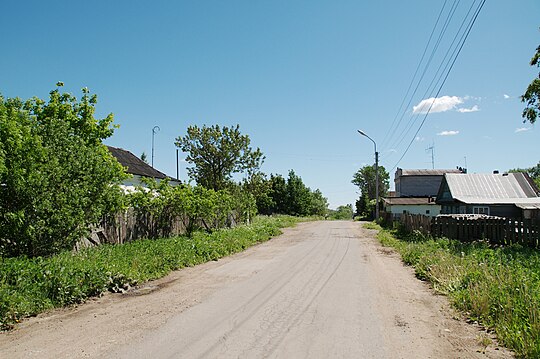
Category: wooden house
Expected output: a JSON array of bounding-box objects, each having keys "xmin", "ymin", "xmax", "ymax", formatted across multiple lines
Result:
[{"xmin": 436, "ymin": 172, "xmax": 540, "ymax": 219}]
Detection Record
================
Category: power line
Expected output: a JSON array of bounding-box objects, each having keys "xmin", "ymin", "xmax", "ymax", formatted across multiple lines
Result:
[
  {"xmin": 380, "ymin": 0, "xmax": 451, "ymax": 150},
  {"xmin": 390, "ymin": 0, "xmax": 487, "ymax": 171}
]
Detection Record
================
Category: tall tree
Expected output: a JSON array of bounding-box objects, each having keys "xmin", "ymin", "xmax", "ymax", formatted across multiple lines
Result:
[
  {"xmin": 352, "ymin": 165, "xmax": 389, "ymax": 219},
  {"xmin": 352, "ymin": 165, "xmax": 390, "ymax": 200},
  {"xmin": 521, "ymin": 42, "xmax": 540, "ymax": 124},
  {"xmin": 175, "ymin": 124, "xmax": 264, "ymax": 191}
]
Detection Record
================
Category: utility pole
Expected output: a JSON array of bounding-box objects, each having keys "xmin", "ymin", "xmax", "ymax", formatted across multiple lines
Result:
[
  {"xmin": 151, "ymin": 126, "xmax": 160, "ymax": 168},
  {"xmin": 357, "ymin": 130, "xmax": 379, "ymax": 221}
]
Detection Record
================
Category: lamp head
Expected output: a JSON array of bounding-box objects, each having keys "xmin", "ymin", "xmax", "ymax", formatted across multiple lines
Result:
[{"xmin": 357, "ymin": 129, "xmax": 366, "ymax": 136}]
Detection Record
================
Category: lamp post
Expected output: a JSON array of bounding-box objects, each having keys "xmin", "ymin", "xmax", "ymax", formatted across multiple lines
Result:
[
  {"xmin": 151, "ymin": 126, "xmax": 160, "ymax": 168},
  {"xmin": 357, "ymin": 130, "xmax": 379, "ymax": 220}
]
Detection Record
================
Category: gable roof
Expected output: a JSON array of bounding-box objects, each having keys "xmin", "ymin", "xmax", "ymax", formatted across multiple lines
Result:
[
  {"xmin": 443, "ymin": 172, "xmax": 540, "ymax": 204},
  {"xmin": 107, "ymin": 146, "xmax": 169, "ymax": 179}
]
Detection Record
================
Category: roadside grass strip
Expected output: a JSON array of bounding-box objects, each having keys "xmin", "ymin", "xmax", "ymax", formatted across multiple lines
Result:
[
  {"xmin": 0, "ymin": 215, "xmax": 300, "ymax": 331},
  {"xmin": 366, "ymin": 223, "xmax": 540, "ymax": 358}
]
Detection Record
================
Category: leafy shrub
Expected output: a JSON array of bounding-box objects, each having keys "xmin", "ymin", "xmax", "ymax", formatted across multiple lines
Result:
[{"xmin": 0, "ymin": 86, "xmax": 126, "ymax": 257}]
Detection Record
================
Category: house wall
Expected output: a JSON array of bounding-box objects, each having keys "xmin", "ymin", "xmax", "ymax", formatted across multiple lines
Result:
[
  {"xmin": 441, "ymin": 203, "xmax": 522, "ymax": 219},
  {"xmin": 387, "ymin": 204, "xmax": 441, "ymax": 218},
  {"xmin": 396, "ymin": 175, "xmax": 444, "ymax": 197}
]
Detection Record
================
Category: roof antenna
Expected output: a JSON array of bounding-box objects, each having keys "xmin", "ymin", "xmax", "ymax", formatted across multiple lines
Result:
[{"xmin": 425, "ymin": 142, "xmax": 435, "ymax": 169}]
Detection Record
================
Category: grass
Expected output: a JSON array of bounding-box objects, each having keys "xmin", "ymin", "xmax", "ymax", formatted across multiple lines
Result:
[
  {"xmin": 0, "ymin": 215, "xmax": 301, "ymax": 330},
  {"xmin": 364, "ymin": 222, "xmax": 540, "ymax": 358}
]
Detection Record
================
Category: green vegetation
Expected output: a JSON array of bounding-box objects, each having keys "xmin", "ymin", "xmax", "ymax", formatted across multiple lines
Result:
[
  {"xmin": 521, "ymin": 41, "xmax": 540, "ymax": 124},
  {"xmin": 0, "ymin": 215, "xmax": 300, "ymax": 331},
  {"xmin": 328, "ymin": 204, "xmax": 354, "ymax": 220},
  {"xmin": 352, "ymin": 164, "xmax": 389, "ymax": 219},
  {"xmin": 175, "ymin": 124, "xmax": 264, "ymax": 191},
  {"xmin": 251, "ymin": 171, "xmax": 328, "ymax": 217},
  {"xmin": 0, "ymin": 84, "xmax": 126, "ymax": 258},
  {"xmin": 367, "ymin": 223, "xmax": 540, "ymax": 358}
]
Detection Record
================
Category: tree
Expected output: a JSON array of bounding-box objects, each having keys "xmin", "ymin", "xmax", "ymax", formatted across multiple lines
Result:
[
  {"xmin": 352, "ymin": 165, "xmax": 390, "ymax": 199},
  {"xmin": 329, "ymin": 204, "xmax": 354, "ymax": 220},
  {"xmin": 175, "ymin": 124, "xmax": 264, "ymax": 191},
  {"xmin": 352, "ymin": 165, "xmax": 389, "ymax": 219},
  {"xmin": 0, "ymin": 85, "xmax": 126, "ymax": 257},
  {"xmin": 521, "ymin": 42, "xmax": 540, "ymax": 124},
  {"xmin": 140, "ymin": 152, "xmax": 148, "ymax": 164}
]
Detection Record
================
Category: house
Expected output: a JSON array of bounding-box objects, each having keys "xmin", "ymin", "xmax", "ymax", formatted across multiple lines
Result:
[
  {"xmin": 382, "ymin": 197, "xmax": 440, "ymax": 220},
  {"xmin": 107, "ymin": 146, "xmax": 181, "ymax": 191},
  {"xmin": 436, "ymin": 172, "xmax": 540, "ymax": 219},
  {"xmin": 384, "ymin": 168, "xmax": 464, "ymax": 219},
  {"xmin": 394, "ymin": 168, "xmax": 464, "ymax": 197}
]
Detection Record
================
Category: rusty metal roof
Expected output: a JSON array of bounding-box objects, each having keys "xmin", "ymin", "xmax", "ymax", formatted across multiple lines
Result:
[{"xmin": 445, "ymin": 172, "xmax": 540, "ymax": 204}]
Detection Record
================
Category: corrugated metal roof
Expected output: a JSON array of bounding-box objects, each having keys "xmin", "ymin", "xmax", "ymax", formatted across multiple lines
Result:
[
  {"xmin": 401, "ymin": 169, "xmax": 462, "ymax": 176},
  {"xmin": 446, "ymin": 173, "xmax": 539, "ymax": 204},
  {"xmin": 108, "ymin": 146, "xmax": 169, "ymax": 179}
]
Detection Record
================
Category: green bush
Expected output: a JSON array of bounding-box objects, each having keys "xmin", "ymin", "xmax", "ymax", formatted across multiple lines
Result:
[{"xmin": 0, "ymin": 86, "xmax": 126, "ymax": 258}]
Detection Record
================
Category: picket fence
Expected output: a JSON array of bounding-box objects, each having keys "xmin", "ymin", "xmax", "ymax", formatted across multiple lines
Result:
[{"xmin": 399, "ymin": 214, "xmax": 540, "ymax": 248}]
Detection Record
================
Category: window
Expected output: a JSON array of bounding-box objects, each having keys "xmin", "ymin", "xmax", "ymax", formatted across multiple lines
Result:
[
  {"xmin": 425, "ymin": 210, "xmax": 430, "ymax": 214},
  {"xmin": 473, "ymin": 206, "xmax": 490, "ymax": 215}
]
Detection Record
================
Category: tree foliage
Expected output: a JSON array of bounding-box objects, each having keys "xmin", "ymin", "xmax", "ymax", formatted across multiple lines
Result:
[
  {"xmin": 0, "ymin": 86, "xmax": 126, "ymax": 257},
  {"xmin": 522, "ymin": 43, "xmax": 540, "ymax": 124},
  {"xmin": 328, "ymin": 204, "xmax": 354, "ymax": 220},
  {"xmin": 352, "ymin": 164, "xmax": 389, "ymax": 218},
  {"xmin": 127, "ymin": 179, "xmax": 255, "ymax": 236},
  {"xmin": 175, "ymin": 124, "xmax": 265, "ymax": 191},
  {"xmin": 255, "ymin": 171, "xmax": 328, "ymax": 217},
  {"xmin": 352, "ymin": 164, "xmax": 390, "ymax": 199}
]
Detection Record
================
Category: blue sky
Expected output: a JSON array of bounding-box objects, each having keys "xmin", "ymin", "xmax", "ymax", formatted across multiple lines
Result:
[{"xmin": 1, "ymin": 1, "xmax": 538, "ymax": 209}]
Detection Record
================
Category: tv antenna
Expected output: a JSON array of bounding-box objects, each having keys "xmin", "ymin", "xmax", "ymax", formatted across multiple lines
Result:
[{"xmin": 425, "ymin": 143, "xmax": 435, "ymax": 169}]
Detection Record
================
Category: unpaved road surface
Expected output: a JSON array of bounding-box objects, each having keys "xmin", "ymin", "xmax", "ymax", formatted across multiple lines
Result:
[{"xmin": 0, "ymin": 221, "xmax": 512, "ymax": 358}]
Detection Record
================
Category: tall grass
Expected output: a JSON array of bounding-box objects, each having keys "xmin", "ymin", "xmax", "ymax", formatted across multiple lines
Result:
[
  {"xmin": 0, "ymin": 215, "xmax": 300, "ymax": 330},
  {"xmin": 367, "ymin": 223, "xmax": 540, "ymax": 358}
]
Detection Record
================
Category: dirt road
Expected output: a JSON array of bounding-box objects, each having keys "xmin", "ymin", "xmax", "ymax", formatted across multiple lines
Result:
[{"xmin": 0, "ymin": 221, "xmax": 512, "ymax": 358}]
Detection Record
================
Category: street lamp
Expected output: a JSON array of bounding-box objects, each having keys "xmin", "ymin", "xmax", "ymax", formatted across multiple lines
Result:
[
  {"xmin": 152, "ymin": 126, "xmax": 160, "ymax": 168},
  {"xmin": 357, "ymin": 130, "xmax": 379, "ymax": 220}
]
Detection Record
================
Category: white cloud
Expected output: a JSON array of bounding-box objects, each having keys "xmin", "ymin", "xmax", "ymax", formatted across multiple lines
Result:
[
  {"xmin": 413, "ymin": 96, "xmax": 463, "ymax": 114},
  {"xmin": 457, "ymin": 105, "xmax": 479, "ymax": 113},
  {"xmin": 415, "ymin": 136, "xmax": 425, "ymax": 142},
  {"xmin": 437, "ymin": 130, "xmax": 459, "ymax": 136},
  {"xmin": 515, "ymin": 127, "xmax": 531, "ymax": 133},
  {"xmin": 503, "ymin": 94, "xmax": 510, "ymax": 99}
]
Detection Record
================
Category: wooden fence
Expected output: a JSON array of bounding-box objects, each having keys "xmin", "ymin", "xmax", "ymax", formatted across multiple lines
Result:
[
  {"xmin": 399, "ymin": 214, "xmax": 540, "ymax": 248},
  {"xmin": 76, "ymin": 208, "xmax": 240, "ymax": 249}
]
